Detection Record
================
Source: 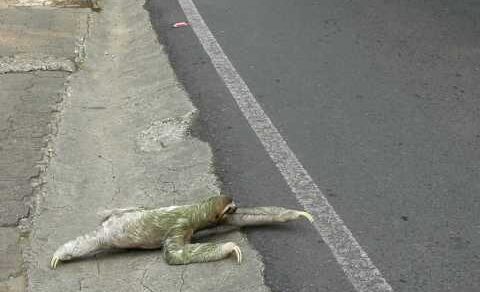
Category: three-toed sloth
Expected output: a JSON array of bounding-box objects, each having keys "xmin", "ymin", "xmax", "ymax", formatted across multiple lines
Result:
[{"xmin": 51, "ymin": 196, "xmax": 313, "ymax": 268}]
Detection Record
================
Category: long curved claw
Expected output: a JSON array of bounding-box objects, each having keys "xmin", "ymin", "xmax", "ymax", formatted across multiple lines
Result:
[
  {"xmin": 233, "ymin": 245, "xmax": 242, "ymax": 264},
  {"xmin": 50, "ymin": 256, "xmax": 60, "ymax": 269},
  {"xmin": 299, "ymin": 211, "xmax": 314, "ymax": 223}
]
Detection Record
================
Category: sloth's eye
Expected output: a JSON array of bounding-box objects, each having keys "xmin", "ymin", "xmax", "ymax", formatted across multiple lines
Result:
[{"xmin": 226, "ymin": 205, "xmax": 237, "ymax": 214}]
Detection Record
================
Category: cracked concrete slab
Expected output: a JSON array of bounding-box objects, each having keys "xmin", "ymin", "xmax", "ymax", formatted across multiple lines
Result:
[
  {"xmin": 0, "ymin": 228, "xmax": 23, "ymax": 280},
  {"xmin": 0, "ymin": 72, "xmax": 67, "ymax": 292},
  {"xmin": 24, "ymin": 0, "xmax": 269, "ymax": 291},
  {"xmin": 0, "ymin": 275, "xmax": 26, "ymax": 292},
  {"xmin": 0, "ymin": 7, "xmax": 89, "ymax": 58},
  {"xmin": 0, "ymin": 4, "xmax": 90, "ymax": 292},
  {"xmin": 0, "ymin": 72, "xmax": 67, "ymax": 227},
  {"xmin": 0, "ymin": 228, "xmax": 26, "ymax": 292}
]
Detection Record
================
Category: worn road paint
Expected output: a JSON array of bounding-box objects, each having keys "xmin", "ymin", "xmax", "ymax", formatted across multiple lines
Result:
[{"xmin": 177, "ymin": 0, "xmax": 394, "ymax": 291}]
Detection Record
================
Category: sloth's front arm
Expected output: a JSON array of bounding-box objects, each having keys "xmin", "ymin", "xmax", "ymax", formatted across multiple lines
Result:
[
  {"xmin": 222, "ymin": 207, "xmax": 313, "ymax": 227},
  {"xmin": 162, "ymin": 206, "xmax": 314, "ymax": 264},
  {"xmin": 162, "ymin": 229, "xmax": 242, "ymax": 265}
]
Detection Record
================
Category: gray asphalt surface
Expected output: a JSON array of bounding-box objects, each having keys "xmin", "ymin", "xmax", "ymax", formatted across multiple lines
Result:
[{"xmin": 146, "ymin": 0, "xmax": 480, "ymax": 291}]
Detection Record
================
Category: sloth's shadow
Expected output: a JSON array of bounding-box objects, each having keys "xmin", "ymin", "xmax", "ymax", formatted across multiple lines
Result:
[{"xmin": 193, "ymin": 224, "xmax": 295, "ymax": 243}]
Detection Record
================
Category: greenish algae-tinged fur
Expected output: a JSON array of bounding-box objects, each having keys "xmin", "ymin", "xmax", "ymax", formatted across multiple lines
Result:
[{"xmin": 50, "ymin": 196, "xmax": 313, "ymax": 268}]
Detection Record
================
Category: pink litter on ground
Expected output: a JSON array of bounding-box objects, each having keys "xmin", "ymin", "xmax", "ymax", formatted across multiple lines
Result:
[{"xmin": 173, "ymin": 22, "xmax": 189, "ymax": 28}]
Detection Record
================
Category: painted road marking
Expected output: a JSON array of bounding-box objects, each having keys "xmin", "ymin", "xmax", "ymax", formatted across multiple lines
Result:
[{"xmin": 178, "ymin": 0, "xmax": 394, "ymax": 291}]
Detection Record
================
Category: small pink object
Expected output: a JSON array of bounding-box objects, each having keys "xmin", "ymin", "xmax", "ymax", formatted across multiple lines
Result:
[{"xmin": 173, "ymin": 21, "xmax": 189, "ymax": 28}]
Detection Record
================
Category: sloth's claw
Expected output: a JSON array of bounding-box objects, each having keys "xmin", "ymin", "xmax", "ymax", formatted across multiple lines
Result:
[
  {"xmin": 299, "ymin": 211, "xmax": 314, "ymax": 223},
  {"xmin": 50, "ymin": 256, "xmax": 60, "ymax": 269},
  {"xmin": 222, "ymin": 242, "xmax": 242, "ymax": 264},
  {"xmin": 233, "ymin": 245, "xmax": 242, "ymax": 264}
]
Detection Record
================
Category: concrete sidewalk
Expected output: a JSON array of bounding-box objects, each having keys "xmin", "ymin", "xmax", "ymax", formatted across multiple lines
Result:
[
  {"xmin": 0, "ymin": 2, "xmax": 90, "ymax": 291},
  {"xmin": 0, "ymin": 0, "xmax": 269, "ymax": 291}
]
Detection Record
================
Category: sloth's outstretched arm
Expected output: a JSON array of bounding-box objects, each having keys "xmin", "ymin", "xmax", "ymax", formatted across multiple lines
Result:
[
  {"xmin": 223, "ymin": 207, "xmax": 314, "ymax": 227},
  {"xmin": 163, "ymin": 232, "xmax": 242, "ymax": 265}
]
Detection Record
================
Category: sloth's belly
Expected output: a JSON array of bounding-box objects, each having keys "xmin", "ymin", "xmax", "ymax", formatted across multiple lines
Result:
[{"xmin": 102, "ymin": 212, "xmax": 167, "ymax": 248}]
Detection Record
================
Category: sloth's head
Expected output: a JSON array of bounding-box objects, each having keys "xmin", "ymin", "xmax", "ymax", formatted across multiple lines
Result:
[{"xmin": 204, "ymin": 195, "xmax": 237, "ymax": 223}]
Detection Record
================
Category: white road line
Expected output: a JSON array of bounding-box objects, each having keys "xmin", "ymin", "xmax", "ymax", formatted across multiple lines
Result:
[{"xmin": 178, "ymin": 0, "xmax": 394, "ymax": 291}]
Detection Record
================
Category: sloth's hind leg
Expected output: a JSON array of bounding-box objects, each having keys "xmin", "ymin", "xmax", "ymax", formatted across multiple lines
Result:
[
  {"xmin": 51, "ymin": 229, "xmax": 109, "ymax": 269},
  {"xmin": 223, "ymin": 207, "xmax": 314, "ymax": 227}
]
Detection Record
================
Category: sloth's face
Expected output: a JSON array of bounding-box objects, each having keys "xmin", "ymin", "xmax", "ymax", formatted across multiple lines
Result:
[
  {"xmin": 221, "ymin": 201, "xmax": 237, "ymax": 216},
  {"xmin": 211, "ymin": 195, "xmax": 237, "ymax": 222}
]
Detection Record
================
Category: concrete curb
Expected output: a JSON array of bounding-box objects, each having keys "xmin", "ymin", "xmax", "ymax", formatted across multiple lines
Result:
[{"xmin": 22, "ymin": 0, "xmax": 270, "ymax": 291}]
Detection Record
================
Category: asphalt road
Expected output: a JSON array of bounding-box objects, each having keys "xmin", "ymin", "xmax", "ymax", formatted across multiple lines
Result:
[{"xmin": 146, "ymin": 0, "xmax": 480, "ymax": 291}]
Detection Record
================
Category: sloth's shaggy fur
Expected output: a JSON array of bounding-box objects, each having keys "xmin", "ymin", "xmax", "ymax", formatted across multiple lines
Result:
[{"xmin": 50, "ymin": 196, "xmax": 313, "ymax": 268}]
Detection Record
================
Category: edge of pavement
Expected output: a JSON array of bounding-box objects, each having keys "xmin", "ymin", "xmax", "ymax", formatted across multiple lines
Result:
[
  {"xmin": 0, "ymin": 1, "xmax": 91, "ymax": 291},
  {"xmin": 21, "ymin": 0, "xmax": 270, "ymax": 291}
]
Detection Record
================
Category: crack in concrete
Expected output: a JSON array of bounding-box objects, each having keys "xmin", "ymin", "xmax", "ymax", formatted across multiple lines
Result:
[
  {"xmin": 140, "ymin": 267, "xmax": 155, "ymax": 292},
  {"xmin": 78, "ymin": 278, "xmax": 85, "ymax": 291},
  {"xmin": 94, "ymin": 255, "xmax": 100, "ymax": 276},
  {"xmin": 75, "ymin": 12, "xmax": 91, "ymax": 64},
  {"xmin": 138, "ymin": 254, "xmax": 163, "ymax": 292},
  {"xmin": 0, "ymin": 116, "xmax": 15, "ymax": 140},
  {"xmin": 13, "ymin": 207, "xmax": 31, "ymax": 227},
  {"xmin": 165, "ymin": 162, "xmax": 203, "ymax": 172},
  {"xmin": 179, "ymin": 266, "xmax": 186, "ymax": 292},
  {"xmin": 98, "ymin": 155, "xmax": 121, "ymax": 203},
  {"xmin": 19, "ymin": 79, "xmax": 73, "ymax": 292},
  {"xmin": 142, "ymin": 284, "xmax": 155, "ymax": 292}
]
